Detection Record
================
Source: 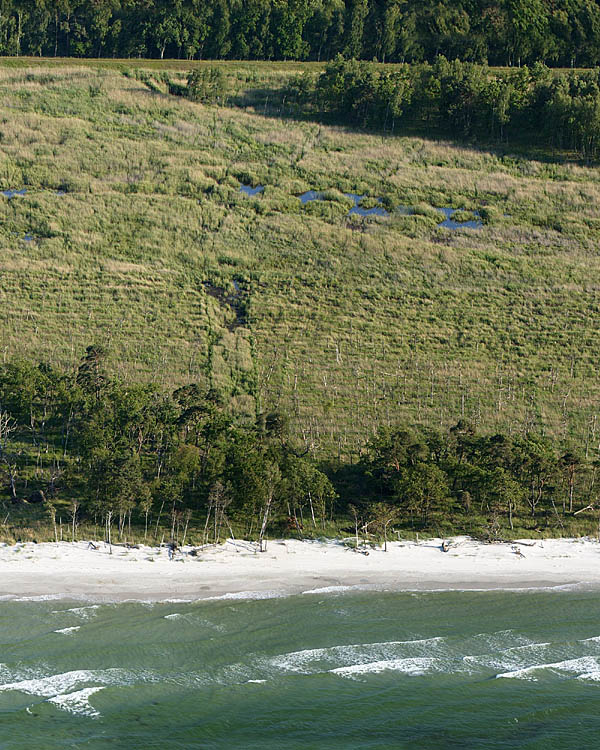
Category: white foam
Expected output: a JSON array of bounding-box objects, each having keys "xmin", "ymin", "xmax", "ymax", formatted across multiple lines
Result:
[
  {"xmin": 0, "ymin": 663, "xmax": 45, "ymax": 686},
  {"xmin": 269, "ymin": 637, "xmax": 446, "ymax": 673},
  {"xmin": 578, "ymin": 669, "xmax": 600, "ymax": 681},
  {"xmin": 0, "ymin": 663, "xmax": 16, "ymax": 682},
  {"xmin": 502, "ymin": 642, "xmax": 552, "ymax": 652},
  {"xmin": 399, "ymin": 582, "xmax": 589, "ymax": 593},
  {"xmin": 51, "ymin": 605, "xmax": 100, "ymax": 622},
  {"xmin": 14, "ymin": 594, "xmax": 69, "ymax": 602},
  {"xmin": 54, "ymin": 626, "xmax": 81, "ymax": 635},
  {"xmin": 247, "ymin": 679, "xmax": 266, "ymax": 684},
  {"xmin": 463, "ymin": 642, "xmax": 553, "ymax": 674},
  {"xmin": 0, "ymin": 668, "xmax": 126, "ymax": 697},
  {"xmin": 302, "ymin": 585, "xmax": 356, "ymax": 595},
  {"xmin": 331, "ymin": 657, "xmax": 438, "ymax": 678},
  {"xmin": 57, "ymin": 605, "xmax": 100, "ymax": 619},
  {"xmin": 48, "ymin": 687, "xmax": 104, "ymax": 718},
  {"xmin": 496, "ymin": 656, "xmax": 600, "ymax": 681},
  {"xmin": 470, "ymin": 630, "xmax": 536, "ymax": 651},
  {"xmin": 201, "ymin": 590, "xmax": 285, "ymax": 601},
  {"xmin": 164, "ymin": 613, "xmax": 182, "ymax": 620}
]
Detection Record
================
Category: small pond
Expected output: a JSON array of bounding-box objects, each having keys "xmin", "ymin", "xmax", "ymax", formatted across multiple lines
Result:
[
  {"xmin": 239, "ymin": 182, "xmax": 483, "ymax": 230},
  {"xmin": 298, "ymin": 189, "xmax": 390, "ymax": 217},
  {"xmin": 437, "ymin": 207, "xmax": 482, "ymax": 230},
  {"xmin": 299, "ymin": 190, "xmax": 324, "ymax": 204},
  {"xmin": 2, "ymin": 188, "xmax": 66, "ymax": 199},
  {"xmin": 239, "ymin": 184, "xmax": 264, "ymax": 197},
  {"xmin": 344, "ymin": 193, "xmax": 389, "ymax": 217}
]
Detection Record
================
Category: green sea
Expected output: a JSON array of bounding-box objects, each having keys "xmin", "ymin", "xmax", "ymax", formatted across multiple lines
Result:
[{"xmin": 1, "ymin": 588, "xmax": 600, "ymax": 748}]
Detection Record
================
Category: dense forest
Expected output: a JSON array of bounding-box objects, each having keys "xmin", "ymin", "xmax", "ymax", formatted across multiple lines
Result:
[
  {"xmin": 1, "ymin": 351, "xmax": 598, "ymax": 544},
  {"xmin": 2, "ymin": 0, "xmax": 600, "ymax": 67}
]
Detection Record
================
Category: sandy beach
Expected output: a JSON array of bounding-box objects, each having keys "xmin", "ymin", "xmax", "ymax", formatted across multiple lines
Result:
[{"xmin": 1, "ymin": 536, "xmax": 600, "ymax": 601}]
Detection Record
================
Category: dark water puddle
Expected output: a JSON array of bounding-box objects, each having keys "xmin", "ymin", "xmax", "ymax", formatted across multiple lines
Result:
[
  {"xmin": 437, "ymin": 207, "xmax": 482, "ymax": 230},
  {"xmin": 344, "ymin": 193, "xmax": 363, "ymax": 205},
  {"xmin": 298, "ymin": 190, "xmax": 390, "ymax": 217},
  {"xmin": 240, "ymin": 183, "xmax": 481, "ymax": 229},
  {"xmin": 344, "ymin": 193, "xmax": 389, "ymax": 217},
  {"xmin": 299, "ymin": 190, "xmax": 324, "ymax": 204},
  {"xmin": 350, "ymin": 204, "xmax": 388, "ymax": 217},
  {"xmin": 3, "ymin": 188, "xmax": 66, "ymax": 199},
  {"xmin": 239, "ymin": 184, "xmax": 264, "ymax": 197}
]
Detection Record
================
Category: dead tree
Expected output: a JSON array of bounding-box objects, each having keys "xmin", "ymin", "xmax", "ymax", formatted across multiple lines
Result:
[
  {"xmin": 70, "ymin": 500, "xmax": 79, "ymax": 543},
  {"xmin": 258, "ymin": 465, "xmax": 280, "ymax": 553},
  {"xmin": 0, "ymin": 410, "xmax": 16, "ymax": 458}
]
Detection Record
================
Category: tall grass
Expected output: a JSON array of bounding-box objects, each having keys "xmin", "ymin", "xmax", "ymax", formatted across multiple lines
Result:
[{"xmin": 0, "ymin": 63, "xmax": 599, "ymax": 460}]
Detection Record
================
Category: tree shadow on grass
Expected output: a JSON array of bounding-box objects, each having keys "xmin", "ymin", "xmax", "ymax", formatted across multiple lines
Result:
[{"xmin": 229, "ymin": 86, "xmax": 587, "ymax": 168}]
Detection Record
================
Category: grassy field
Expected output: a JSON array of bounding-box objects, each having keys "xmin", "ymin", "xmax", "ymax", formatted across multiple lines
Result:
[{"xmin": 1, "ymin": 61, "xmax": 600, "ymax": 460}]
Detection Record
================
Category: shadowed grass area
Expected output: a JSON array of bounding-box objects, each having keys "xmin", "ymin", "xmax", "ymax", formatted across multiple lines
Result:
[{"xmin": 1, "ymin": 63, "xmax": 600, "ymax": 460}]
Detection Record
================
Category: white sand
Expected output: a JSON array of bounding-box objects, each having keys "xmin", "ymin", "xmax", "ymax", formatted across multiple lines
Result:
[{"xmin": 1, "ymin": 536, "xmax": 600, "ymax": 601}]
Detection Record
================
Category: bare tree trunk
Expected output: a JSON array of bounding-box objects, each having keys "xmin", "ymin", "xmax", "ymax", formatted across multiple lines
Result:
[
  {"xmin": 70, "ymin": 501, "xmax": 79, "ymax": 543},
  {"xmin": 154, "ymin": 500, "xmax": 165, "ymax": 540},
  {"xmin": 181, "ymin": 512, "xmax": 191, "ymax": 547},
  {"xmin": 569, "ymin": 472, "xmax": 574, "ymax": 513},
  {"xmin": 106, "ymin": 510, "xmax": 113, "ymax": 554},
  {"xmin": 9, "ymin": 468, "xmax": 17, "ymax": 500},
  {"xmin": 308, "ymin": 490, "xmax": 316, "ymax": 528},
  {"xmin": 203, "ymin": 502, "xmax": 212, "ymax": 546},
  {"xmin": 258, "ymin": 494, "xmax": 273, "ymax": 552},
  {"xmin": 214, "ymin": 500, "xmax": 218, "ymax": 545}
]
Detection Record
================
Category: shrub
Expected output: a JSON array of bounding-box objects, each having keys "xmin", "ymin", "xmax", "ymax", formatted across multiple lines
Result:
[{"xmin": 186, "ymin": 68, "xmax": 228, "ymax": 105}]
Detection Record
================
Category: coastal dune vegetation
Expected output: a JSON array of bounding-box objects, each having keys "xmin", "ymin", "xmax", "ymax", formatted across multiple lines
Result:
[
  {"xmin": 2, "ymin": 349, "xmax": 600, "ymax": 548},
  {"xmin": 1, "ymin": 60, "xmax": 600, "ymax": 542}
]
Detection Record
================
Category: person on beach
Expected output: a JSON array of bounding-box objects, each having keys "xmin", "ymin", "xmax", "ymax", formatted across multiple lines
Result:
[{"xmin": 168, "ymin": 541, "xmax": 177, "ymax": 560}]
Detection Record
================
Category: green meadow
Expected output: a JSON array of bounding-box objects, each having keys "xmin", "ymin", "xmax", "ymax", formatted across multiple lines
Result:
[{"xmin": 1, "ymin": 61, "xmax": 599, "ymax": 460}]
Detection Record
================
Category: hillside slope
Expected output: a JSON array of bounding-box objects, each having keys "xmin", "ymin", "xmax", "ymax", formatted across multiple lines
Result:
[{"xmin": 1, "ymin": 65, "xmax": 599, "ymax": 456}]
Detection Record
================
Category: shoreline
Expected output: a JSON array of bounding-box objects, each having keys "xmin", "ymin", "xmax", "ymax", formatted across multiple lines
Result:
[{"xmin": 1, "ymin": 536, "xmax": 599, "ymax": 602}]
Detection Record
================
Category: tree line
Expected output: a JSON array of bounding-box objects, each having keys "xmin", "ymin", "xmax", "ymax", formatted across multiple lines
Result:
[
  {"xmin": 0, "ymin": 348, "xmax": 336, "ymax": 546},
  {"xmin": 0, "ymin": 350, "xmax": 598, "ymax": 543},
  {"xmin": 286, "ymin": 56, "xmax": 600, "ymax": 159},
  {"xmin": 352, "ymin": 421, "xmax": 591, "ymax": 536},
  {"xmin": 2, "ymin": 1, "xmax": 600, "ymax": 67}
]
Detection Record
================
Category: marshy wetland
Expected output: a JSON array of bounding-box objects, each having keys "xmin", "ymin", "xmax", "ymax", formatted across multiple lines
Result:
[{"xmin": 1, "ymin": 63, "xmax": 599, "ymax": 456}]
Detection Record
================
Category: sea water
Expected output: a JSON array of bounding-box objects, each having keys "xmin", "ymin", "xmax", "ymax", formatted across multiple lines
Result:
[{"xmin": 1, "ymin": 589, "xmax": 599, "ymax": 748}]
